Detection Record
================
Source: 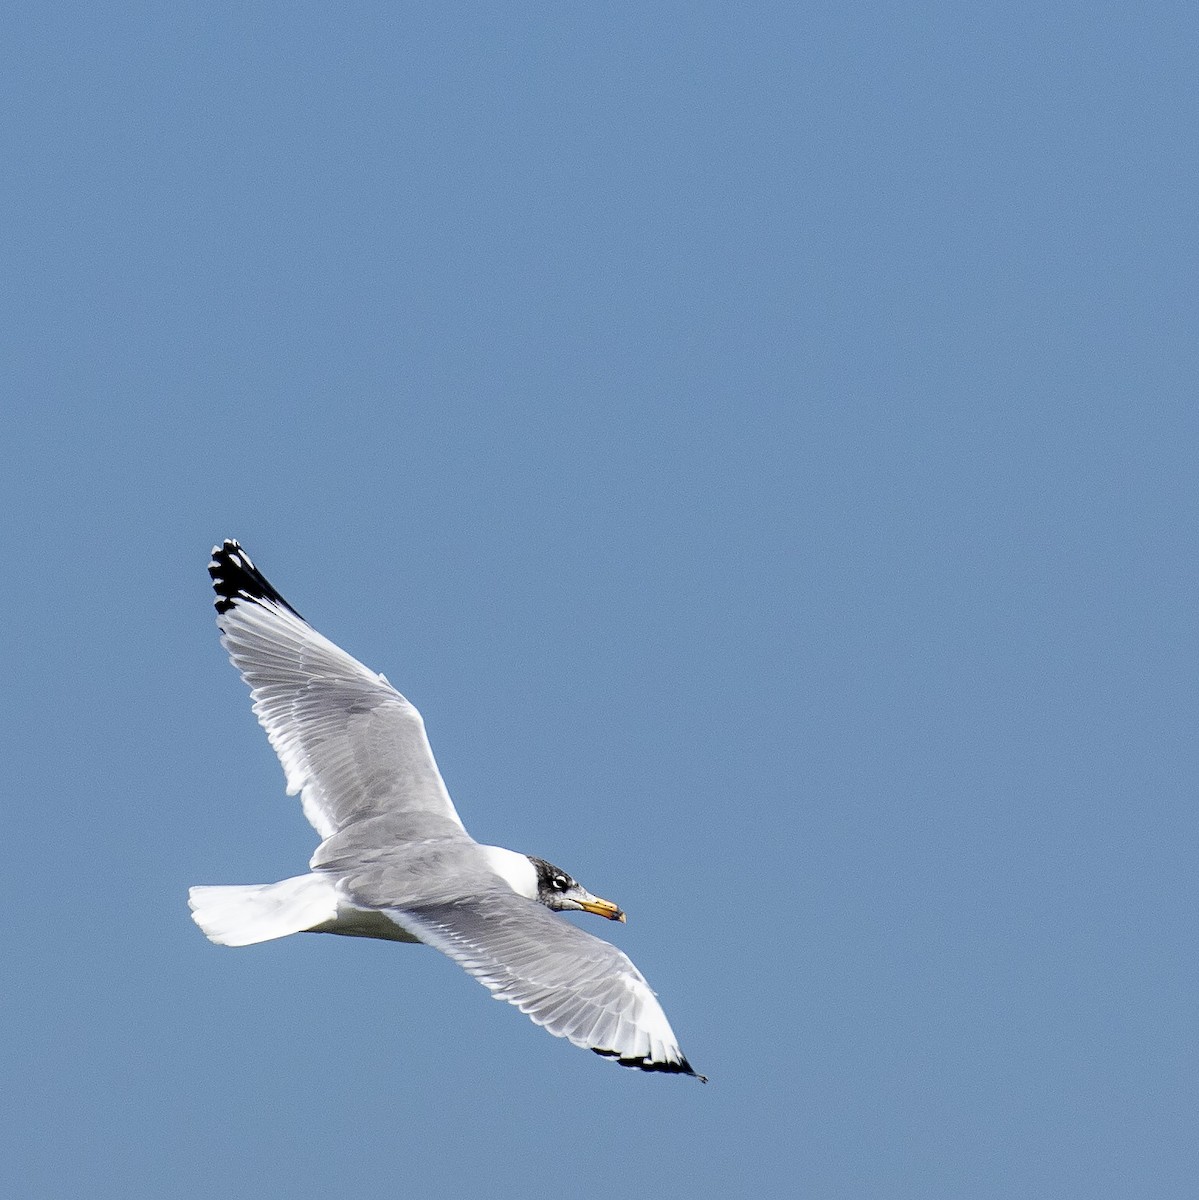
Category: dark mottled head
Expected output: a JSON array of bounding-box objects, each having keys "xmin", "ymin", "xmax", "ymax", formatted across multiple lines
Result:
[{"xmin": 527, "ymin": 855, "xmax": 626, "ymax": 922}]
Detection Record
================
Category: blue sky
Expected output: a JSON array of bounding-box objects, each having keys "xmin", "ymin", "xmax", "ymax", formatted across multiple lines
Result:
[{"xmin": 2, "ymin": 3, "xmax": 1196, "ymax": 1197}]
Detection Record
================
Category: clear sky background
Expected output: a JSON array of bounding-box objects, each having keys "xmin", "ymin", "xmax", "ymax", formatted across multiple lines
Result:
[{"xmin": 2, "ymin": 4, "xmax": 1195, "ymax": 1197}]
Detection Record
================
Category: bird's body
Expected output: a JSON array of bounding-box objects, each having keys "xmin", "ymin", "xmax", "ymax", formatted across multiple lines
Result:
[{"xmin": 190, "ymin": 541, "xmax": 702, "ymax": 1079}]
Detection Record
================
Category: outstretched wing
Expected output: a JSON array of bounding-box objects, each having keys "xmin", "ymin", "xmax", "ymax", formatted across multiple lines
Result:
[
  {"xmin": 394, "ymin": 890, "xmax": 703, "ymax": 1078},
  {"xmin": 209, "ymin": 540, "xmax": 465, "ymax": 841}
]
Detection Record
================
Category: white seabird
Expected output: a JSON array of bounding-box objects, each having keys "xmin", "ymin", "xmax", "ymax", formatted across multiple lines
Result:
[{"xmin": 190, "ymin": 540, "xmax": 703, "ymax": 1079}]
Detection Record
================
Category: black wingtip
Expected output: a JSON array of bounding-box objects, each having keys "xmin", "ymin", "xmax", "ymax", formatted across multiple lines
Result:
[
  {"xmin": 208, "ymin": 539, "xmax": 303, "ymax": 620},
  {"xmin": 592, "ymin": 1048, "xmax": 708, "ymax": 1082}
]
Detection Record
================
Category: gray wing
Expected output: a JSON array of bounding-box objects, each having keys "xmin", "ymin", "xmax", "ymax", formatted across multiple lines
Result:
[
  {"xmin": 393, "ymin": 890, "xmax": 703, "ymax": 1077},
  {"xmin": 209, "ymin": 541, "xmax": 465, "ymax": 841}
]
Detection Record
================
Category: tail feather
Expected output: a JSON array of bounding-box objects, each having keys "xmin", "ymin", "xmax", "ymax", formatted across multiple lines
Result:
[{"xmin": 188, "ymin": 874, "xmax": 338, "ymax": 946}]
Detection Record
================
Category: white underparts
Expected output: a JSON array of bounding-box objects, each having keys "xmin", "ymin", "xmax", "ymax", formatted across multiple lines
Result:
[
  {"xmin": 189, "ymin": 873, "xmax": 423, "ymax": 945},
  {"xmin": 189, "ymin": 845, "xmax": 540, "ymax": 950}
]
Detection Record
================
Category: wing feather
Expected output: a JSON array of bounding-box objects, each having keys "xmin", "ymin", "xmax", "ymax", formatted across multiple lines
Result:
[
  {"xmin": 393, "ymin": 891, "xmax": 703, "ymax": 1078},
  {"xmin": 209, "ymin": 541, "xmax": 465, "ymax": 841}
]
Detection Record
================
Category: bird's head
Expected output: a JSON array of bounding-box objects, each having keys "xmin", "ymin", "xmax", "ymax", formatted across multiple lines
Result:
[{"xmin": 527, "ymin": 855, "xmax": 626, "ymax": 922}]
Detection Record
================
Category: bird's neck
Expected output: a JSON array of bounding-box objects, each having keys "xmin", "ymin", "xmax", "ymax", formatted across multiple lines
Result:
[{"xmin": 478, "ymin": 845, "xmax": 539, "ymax": 900}]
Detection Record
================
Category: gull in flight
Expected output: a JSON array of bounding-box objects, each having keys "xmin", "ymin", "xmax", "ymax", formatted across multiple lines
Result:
[{"xmin": 190, "ymin": 541, "xmax": 703, "ymax": 1079}]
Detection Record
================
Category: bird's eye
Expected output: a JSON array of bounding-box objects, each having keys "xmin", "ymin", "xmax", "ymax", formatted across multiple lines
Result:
[{"xmin": 553, "ymin": 877, "xmax": 569, "ymax": 891}]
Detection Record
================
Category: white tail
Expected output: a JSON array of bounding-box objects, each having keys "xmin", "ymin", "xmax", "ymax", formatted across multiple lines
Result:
[{"xmin": 188, "ymin": 874, "xmax": 339, "ymax": 946}]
